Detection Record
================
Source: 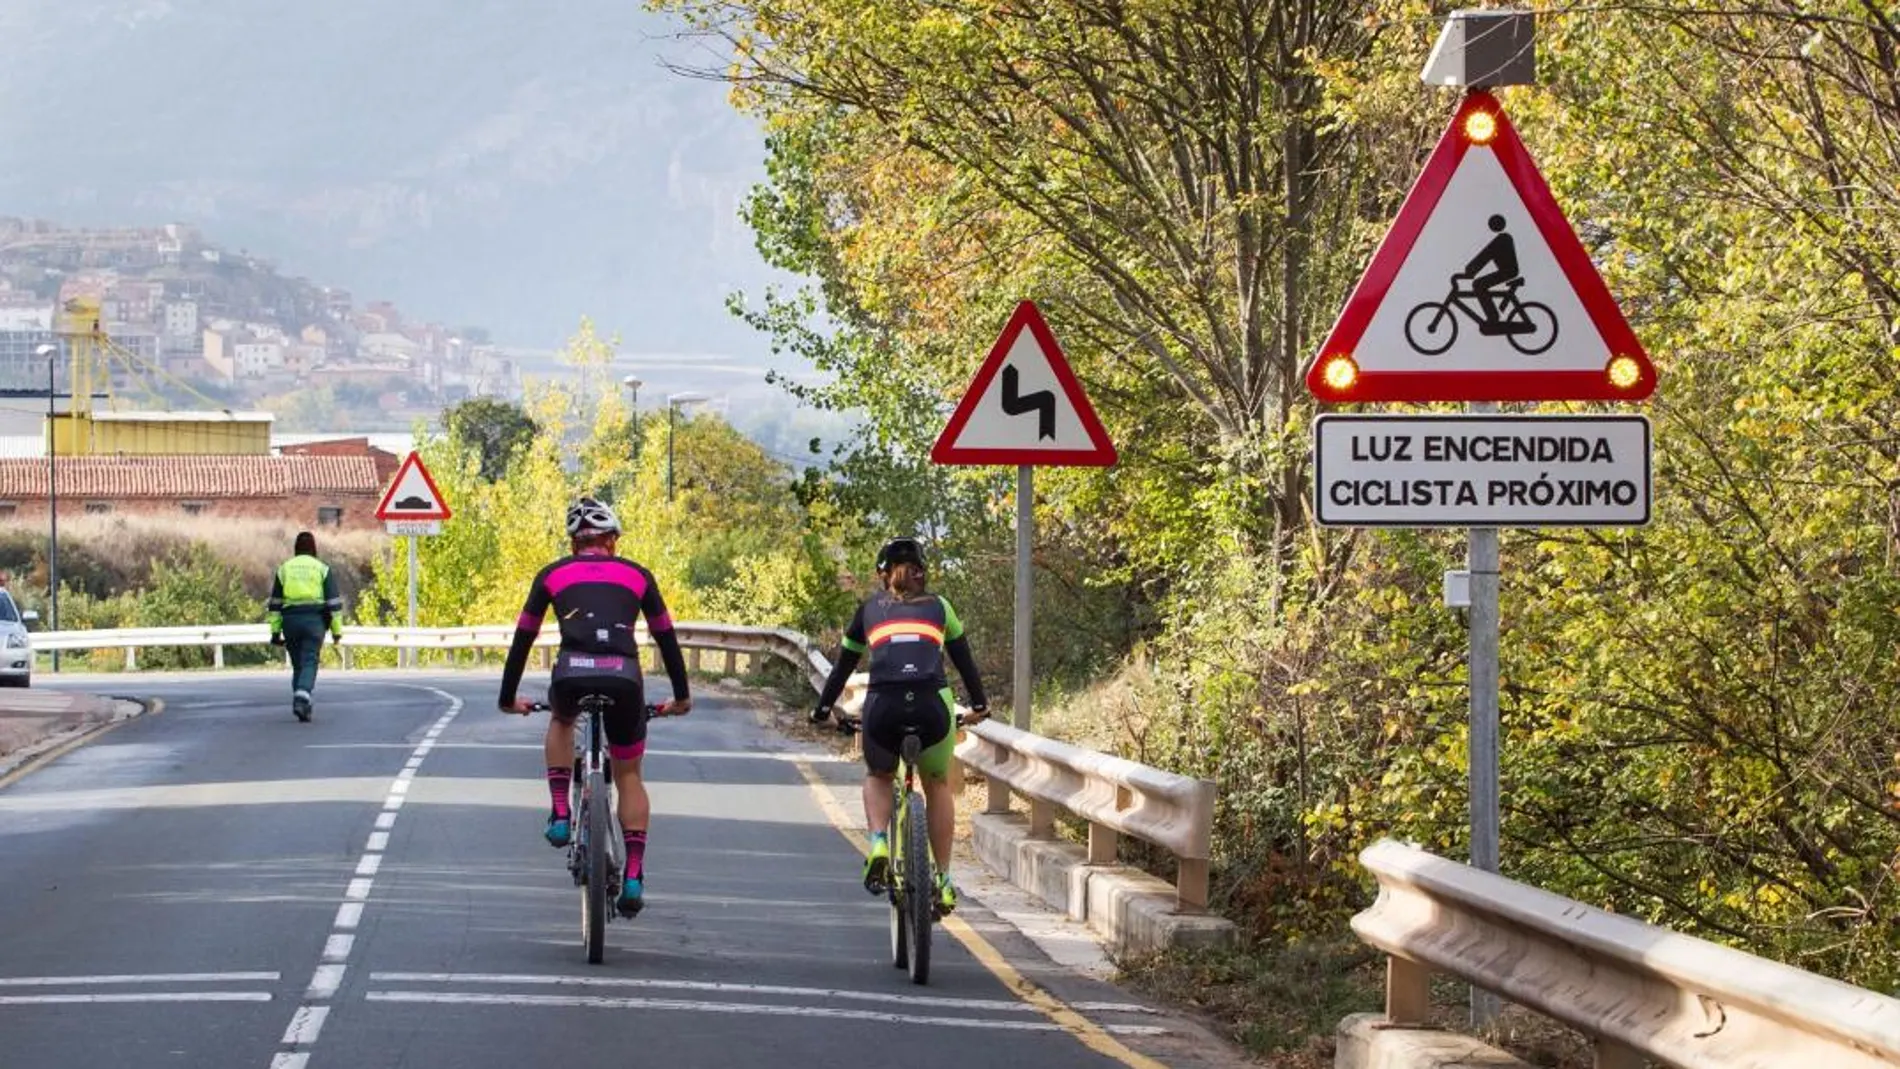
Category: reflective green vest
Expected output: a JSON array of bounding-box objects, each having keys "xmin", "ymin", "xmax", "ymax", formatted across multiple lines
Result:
[{"xmin": 276, "ymin": 555, "xmax": 331, "ymax": 606}]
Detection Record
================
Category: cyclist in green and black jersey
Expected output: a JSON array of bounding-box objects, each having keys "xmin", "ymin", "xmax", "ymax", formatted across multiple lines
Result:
[{"xmin": 812, "ymin": 536, "xmax": 988, "ymax": 913}]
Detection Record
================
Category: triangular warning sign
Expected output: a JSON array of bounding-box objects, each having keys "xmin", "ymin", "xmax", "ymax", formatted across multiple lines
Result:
[
  {"xmin": 1306, "ymin": 90, "xmax": 1656, "ymax": 403},
  {"xmin": 931, "ymin": 301, "xmax": 1117, "ymax": 467},
  {"xmin": 375, "ymin": 451, "xmax": 453, "ymax": 521}
]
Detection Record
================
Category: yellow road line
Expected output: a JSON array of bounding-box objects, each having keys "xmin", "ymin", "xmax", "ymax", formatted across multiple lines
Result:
[
  {"xmin": 0, "ymin": 698, "xmax": 161, "ymax": 791},
  {"xmin": 791, "ymin": 756, "xmax": 1169, "ymax": 1069}
]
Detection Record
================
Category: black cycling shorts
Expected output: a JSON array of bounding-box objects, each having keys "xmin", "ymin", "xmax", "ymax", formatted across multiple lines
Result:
[
  {"xmin": 549, "ymin": 651, "xmax": 647, "ymax": 757},
  {"xmin": 860, "ymin": 685, "xmax": 954, "ymax": 777}
]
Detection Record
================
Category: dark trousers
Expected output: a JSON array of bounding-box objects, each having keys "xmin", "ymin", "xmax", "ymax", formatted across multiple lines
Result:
[{"xmin": 283, "ymin": 613, "xmax": 327, "ymax": 695}]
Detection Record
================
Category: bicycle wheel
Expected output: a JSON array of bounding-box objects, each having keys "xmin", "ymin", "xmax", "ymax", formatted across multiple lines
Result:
[
  {"xmin": 888, "ymin": 782, "xmax": 909, "ymax": 970},
  {"xmin": 904, "ymin": 790, "xmax": 932, "ymax": 985},
  {"xmin": 583, "ymin": 769, "xmax": 611, "ymax": 964},
  {"xmin": 1404, "ymin": 302, "xmax": 1458, "ymax": 355},
  {"xmin": 1507, "ymin": 301, "xmax": 1559, "ymax": 355}
]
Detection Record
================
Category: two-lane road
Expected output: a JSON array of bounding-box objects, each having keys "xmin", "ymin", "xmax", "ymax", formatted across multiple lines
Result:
[{"xmin": 0, "ymin": 672, "xmax": 1239, "ymax": 1069}]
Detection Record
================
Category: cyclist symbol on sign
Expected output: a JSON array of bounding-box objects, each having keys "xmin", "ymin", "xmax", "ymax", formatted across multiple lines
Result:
[{"xmin": 1405, "ymin": 214, "xmax": 1559, "ymax": 356}]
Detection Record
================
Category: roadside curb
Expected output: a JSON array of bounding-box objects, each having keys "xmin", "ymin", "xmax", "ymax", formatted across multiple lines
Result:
[{"xmin": 0, "ymin": 693, "xmax": 159, "ymax": 786}]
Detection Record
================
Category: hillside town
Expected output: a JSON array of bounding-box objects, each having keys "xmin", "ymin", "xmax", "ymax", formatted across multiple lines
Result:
[{"xmin": 0, "ymin": 216, "xmax": 521, "ymax": 424}]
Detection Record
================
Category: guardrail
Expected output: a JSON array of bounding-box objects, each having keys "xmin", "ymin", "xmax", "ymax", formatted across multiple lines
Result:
[
  {"xmin": 28, "ymin": 622, "xmax": 825, "ymax": 679},
  {"xmin": 956, "ymin": 718, "xmax": 1215, "ymax": 911},
  {"xmin": 1351, "ymin": 838, "xmax": 1900, "ymax": 1069},
  {"xmin": 31, "ymin": 620, "xmax": 1218, "ymax": 932}
]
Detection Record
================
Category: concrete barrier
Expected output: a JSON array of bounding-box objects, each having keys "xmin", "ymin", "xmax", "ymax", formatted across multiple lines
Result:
[
  {"xmin": 972, "ymin": 811, "xmax": 1235, "ymax": 955},
  {"xmin": 1334, "ymin": 1014, "xmax": 1531, "ymax": 1069}
]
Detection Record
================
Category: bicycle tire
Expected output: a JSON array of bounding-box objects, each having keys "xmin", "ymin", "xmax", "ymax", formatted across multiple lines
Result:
[
  {"xmin": 889, "ymin": 777, "xmax": 909, "ymax": 970},
  {"xmin": 1404, "ymin": 301, "xmax": 1458, "ymax": 355},
  {"xmin": 1506, "ymin": 301, "xmax": 1559, "ymax": 355},
  {"xmin": 904, "ymin": 790, "xmax": 932, "ymax": 984},
  {"xmin": 583, "ymin": 769, "xmax": 611, "ymax": 964}
]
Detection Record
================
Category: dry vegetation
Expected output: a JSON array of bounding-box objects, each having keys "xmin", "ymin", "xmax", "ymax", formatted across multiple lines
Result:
[{"xmin": 0, "ymin": 515, "xmax": 387, "ymax": 605}]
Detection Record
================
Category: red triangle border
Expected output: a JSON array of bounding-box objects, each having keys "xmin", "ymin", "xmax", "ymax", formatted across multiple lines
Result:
[
  {"xmin": 375, "ymin": 450, "xmax": 453, "ymax": 521},
  {"xmin": 1304, "ymin": 90, "xmax": 1656, "ymax": 404},
  {"xmin": 931, "ymin": 300, "xmax": 1118, "ymax": 467}
]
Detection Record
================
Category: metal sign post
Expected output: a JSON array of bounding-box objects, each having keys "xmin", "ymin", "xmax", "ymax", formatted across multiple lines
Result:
[
  {"xmin": 407, "ymin": 536, "xmax": 420, "ymax": 668},
  {"xmin": 1014, "ymin": 465, "xmax": 1033, "ymax": 731}
]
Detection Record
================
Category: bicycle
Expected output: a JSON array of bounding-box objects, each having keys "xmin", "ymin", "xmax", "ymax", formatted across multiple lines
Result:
[
  {"xmin": 836, "ymin": 707, "xmax": 981, "ymax": 986},
  {"xmin": 1404, "ymin": 273, "xmax": 1558, "ymax": 355},
  {"xmin": 528, "ymin": 695, "xmax": 665, "ymax": 965}
]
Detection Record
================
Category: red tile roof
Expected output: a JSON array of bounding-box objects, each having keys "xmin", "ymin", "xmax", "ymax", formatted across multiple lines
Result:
[{"xmin": 0, "ymin": 456, "xmax": 383, "ymax": 499}]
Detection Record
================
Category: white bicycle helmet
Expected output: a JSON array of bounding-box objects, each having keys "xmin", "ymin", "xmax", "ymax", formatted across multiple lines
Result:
[{"xmin": 566, "ymin": 496, "xmax": 620, "ymax": 537}]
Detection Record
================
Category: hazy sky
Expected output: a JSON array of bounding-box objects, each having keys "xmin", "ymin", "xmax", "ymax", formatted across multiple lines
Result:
[{"xmin": 0, "ymin": 0, "xmax": 800, "ymax": 363}]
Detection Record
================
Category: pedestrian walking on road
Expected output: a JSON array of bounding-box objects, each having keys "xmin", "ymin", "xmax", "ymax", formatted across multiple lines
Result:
[{"xmin": 267, "ymin": 531, "xmax": 344, "ymax": 722}]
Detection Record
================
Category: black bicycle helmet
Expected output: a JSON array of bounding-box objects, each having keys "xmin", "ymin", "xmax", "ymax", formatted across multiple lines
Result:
[
  {"xmin": 876, "ymin": 536, "xmax": 926, "ymax": 572},
  {"xmin": 566, "ymin": 496, "xmax": 621, "ymax": 537}
]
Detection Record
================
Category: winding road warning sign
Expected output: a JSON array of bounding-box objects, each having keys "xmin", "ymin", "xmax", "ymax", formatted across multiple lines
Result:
[
  {"xmin": 1305, "ymin": 90, "xmax": 1656, "ymax": 404},
  {"xmin": 931, "ymin": 300, "xmax": 1117, "ymax": 467}
]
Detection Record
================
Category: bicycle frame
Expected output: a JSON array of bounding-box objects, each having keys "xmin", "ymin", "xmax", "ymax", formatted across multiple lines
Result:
[{"xmin": 1445, "ymin": 275, "xmax": 1527, "ymax": 326}]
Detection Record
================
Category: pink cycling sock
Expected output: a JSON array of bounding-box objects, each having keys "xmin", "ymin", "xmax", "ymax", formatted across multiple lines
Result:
[
  {"xmin": 623, "ymin": 829, "xmax": 647, "ymax": 881},
  {"xmin": 546, "ymin": 767, "xmax": 572, "ymax": 819}
]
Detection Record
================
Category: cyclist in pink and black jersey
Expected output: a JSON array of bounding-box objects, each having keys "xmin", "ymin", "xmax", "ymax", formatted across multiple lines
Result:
[{"xmin": 499, "ymin": 496, "xmax": 691, "ymax": 917}]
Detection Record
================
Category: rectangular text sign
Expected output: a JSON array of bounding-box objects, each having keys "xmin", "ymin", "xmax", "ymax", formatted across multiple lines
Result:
[{"xmin": 1314, "ymin": 414, "xmax": 1651, "ymax": 527}]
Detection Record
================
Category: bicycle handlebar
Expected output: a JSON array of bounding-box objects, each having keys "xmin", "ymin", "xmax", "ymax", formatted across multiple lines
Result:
[
  {"xmin": 831, "ymin": 709, "xmax": 987, "ymax": 734},
  {"xmin": 523, "ymin": 701, "xmax": 675, "ymax": 718}
]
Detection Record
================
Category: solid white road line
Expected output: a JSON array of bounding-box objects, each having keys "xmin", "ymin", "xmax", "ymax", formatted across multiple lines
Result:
[
  {"xmin": 0, "ymin": 972, "xmax": 280, "ymax": 986},
  {"xmin": 365, "ymin": 991, "xmax": 1170, "ymax": 1035},
  {"xmin": 1, "ymin": 992, "xmax": 271, "ymax": 1005},
  {"xmin": 365, "ymin": 972, "xmax": 1160, "ymax": 1015}
]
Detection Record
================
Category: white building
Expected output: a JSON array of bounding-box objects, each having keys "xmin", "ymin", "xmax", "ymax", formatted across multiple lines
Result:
[{"xmin": 164, "ymin": 300, "xmax": 199, "ymax": 337}]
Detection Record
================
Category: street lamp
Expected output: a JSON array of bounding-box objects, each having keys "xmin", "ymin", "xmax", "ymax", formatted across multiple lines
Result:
[
  {"xmin": 34, "ymin": 343, "xmax": 59, "ymax": 671},
  {"xmin": 666, "ymin": 391, "xmax": 711, "ymax": 501}
]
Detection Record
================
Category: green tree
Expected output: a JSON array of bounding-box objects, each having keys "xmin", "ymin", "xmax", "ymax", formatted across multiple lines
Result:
[{"xmin": 443, "ymin": 397, "xmax": 541, "ymax": 482}]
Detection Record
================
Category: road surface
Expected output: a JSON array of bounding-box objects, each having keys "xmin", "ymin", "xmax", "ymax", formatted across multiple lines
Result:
[{"xmin": 0, "ymin": 671, "xmax": 1240, "ymax": 1069}]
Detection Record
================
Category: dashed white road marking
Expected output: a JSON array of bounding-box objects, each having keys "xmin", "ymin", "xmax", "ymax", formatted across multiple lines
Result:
[
  {"xmin": 263, "ymin": 686, "xmax": 464, "ymax": 1069},
  {"xmin": 305, "ymin": 965, "xmax": 346, "ymax": 1000},
  {"xmin": 281, "ymin": 1005, "xmax": 329, "ymax": 1044}
]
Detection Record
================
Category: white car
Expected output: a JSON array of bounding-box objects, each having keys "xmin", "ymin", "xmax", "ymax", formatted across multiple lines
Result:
[{"xmin": 0, "ymin": 588, "xmax": 37, "ymax": 687}]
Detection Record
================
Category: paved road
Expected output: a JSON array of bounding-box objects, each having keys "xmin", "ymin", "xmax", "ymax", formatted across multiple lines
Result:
[{"xmin": 0, "ymin": 671, "xmax": 1238, "ymax": 1069}]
